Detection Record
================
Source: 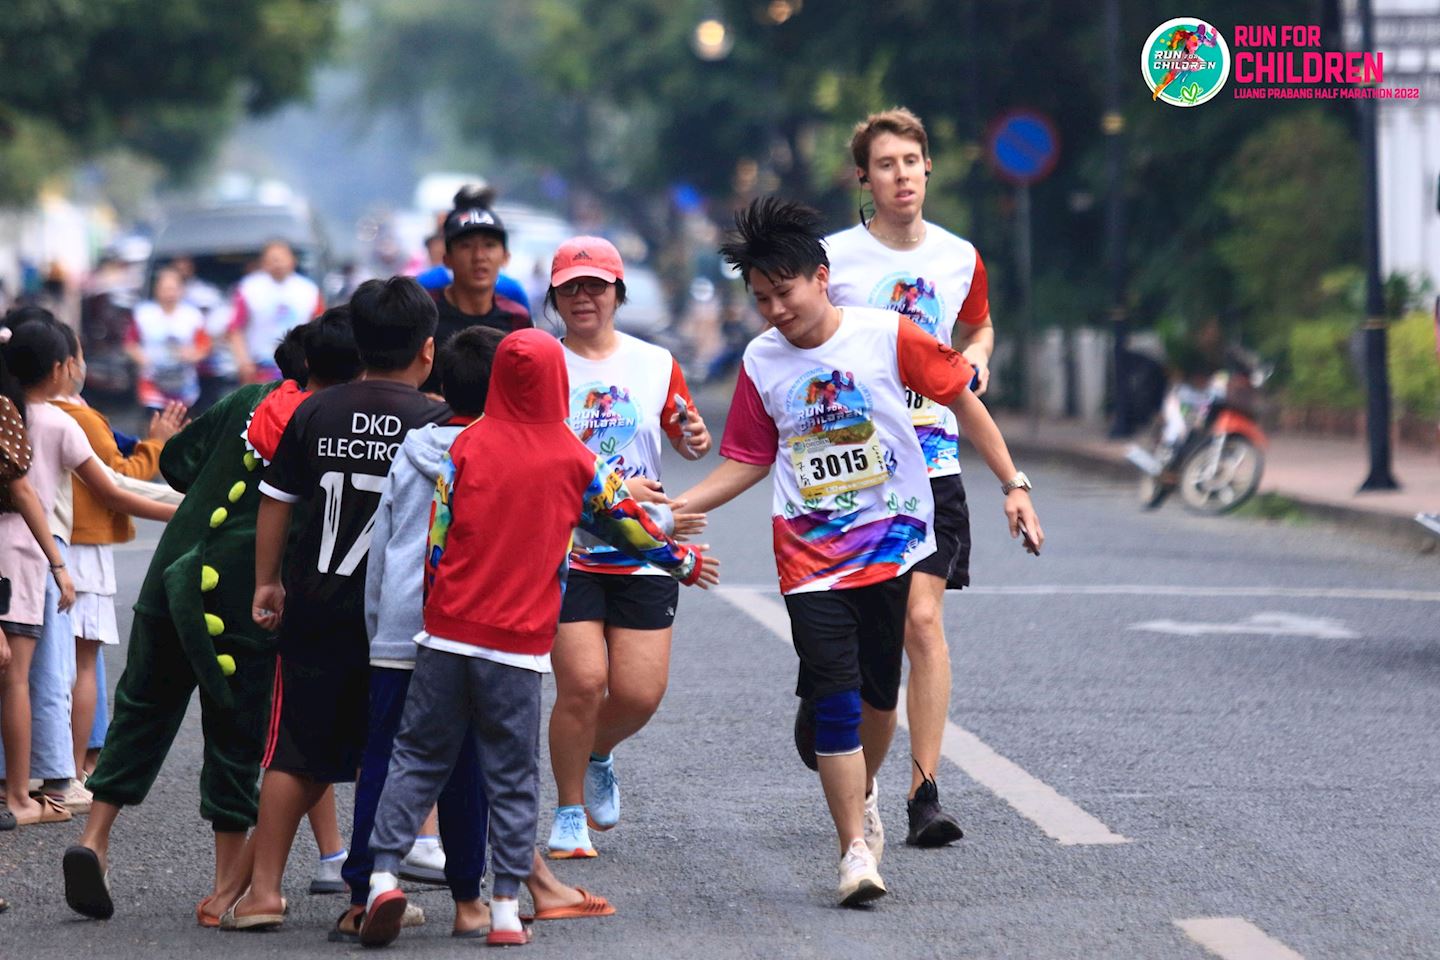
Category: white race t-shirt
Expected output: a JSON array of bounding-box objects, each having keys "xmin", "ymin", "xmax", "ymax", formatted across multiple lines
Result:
[
  {"xmin": 723, "ymin": 308, "xmax": 940, "ymax": 595},
  {"xmin": 826, "ymin": 223, "xmax": 989, "ymax": 478},
  {"xmin": 229, "ymin": 271, "xmax": 322, "ymax": 369},
  {"xmin": 563, "ymin": 332, "xmax": 691, "ymax": 576}
]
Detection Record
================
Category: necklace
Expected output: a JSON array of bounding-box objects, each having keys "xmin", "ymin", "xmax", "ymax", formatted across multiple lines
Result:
[{"xmin": 868, "ymin": 222, "xmax": 924, "ymax": 246}]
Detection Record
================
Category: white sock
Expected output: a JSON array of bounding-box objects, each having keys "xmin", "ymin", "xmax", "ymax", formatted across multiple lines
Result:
[
  {"xmin": 490, "ymin": 898, "xmax": 521, "ymax": 933},
  {"xmin": 413, "ymin": 835, "xmax": 441, "ymax": 850},
  {"xmin": 320, "ymin": 848, "xmax": 348, "ymax": 862},
  {"xmin": 367, "ymin": 871, "xmax": 399, "ymax": 911}
]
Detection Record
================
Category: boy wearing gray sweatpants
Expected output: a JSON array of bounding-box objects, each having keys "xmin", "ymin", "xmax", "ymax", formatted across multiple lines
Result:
[
  {"xmin": 359, "ymin": 330, "xmax": 717, "ymax": 948},
  {"xmin": 370, "ymin": 649, "xmax": 539, "ymax": 901}
]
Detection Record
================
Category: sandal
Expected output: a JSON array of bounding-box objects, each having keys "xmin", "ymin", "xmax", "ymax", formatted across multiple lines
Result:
[
  {"xmin": 196, "ymin": 895, "xmax": 220, "ymax": 928},
  {"xmin": 327, "ymin": 909, "xmax": 361, "ymax": 943},
  {"xmin": 62, "ymin": 846, "xmax": 114, "ymax": 920},
  {"xmin": 524, "ymin": 887, "xmax": 615, "ymax": 922},
  {"xmin": 14, "ymin": 795, "xmax": 71, "ymax": 826},
  {"xmin": 218, "ymin": 892, "xmax": 286, "ymax": 932},
  {"xmin": 359, "ymin": 888, "xmax": 407, "ymax": 947}
]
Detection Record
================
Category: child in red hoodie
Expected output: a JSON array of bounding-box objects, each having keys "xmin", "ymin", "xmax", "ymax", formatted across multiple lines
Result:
[{"xmin": 361, "ymin": 329, "xmax": 718, "ymax": 948}]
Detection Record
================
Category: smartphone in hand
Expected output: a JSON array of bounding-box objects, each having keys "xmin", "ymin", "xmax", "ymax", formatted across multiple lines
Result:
[
  {"xmin": 1018, "ymin": 523, "xmax": 1041, "ymax": 556},
  {"xmin": 674, "ymin": 394, "xmax": 690, "ymax": 426}
]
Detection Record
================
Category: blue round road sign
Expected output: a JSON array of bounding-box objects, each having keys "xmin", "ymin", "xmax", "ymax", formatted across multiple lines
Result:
[{"xmin": 987, "ymin": 111, "xmax": 1060, "ymax": 185}]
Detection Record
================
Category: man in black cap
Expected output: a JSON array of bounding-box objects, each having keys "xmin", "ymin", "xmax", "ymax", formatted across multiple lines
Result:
[{"xmin": 426, "ymin": 205, "xmax": 532, "ymax": 392}]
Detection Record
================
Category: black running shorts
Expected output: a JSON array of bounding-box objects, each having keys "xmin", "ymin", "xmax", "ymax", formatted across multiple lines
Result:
[
  {"xmin": 263, "ymin": 616, "xmax": 369, "ymax": 784},
  {"xmin": 911, "ymin": 474, "xmax": 971, "ymax": 589},
  {"xmin": 785, "ymin": 574, "xmax": 912, "ymax": 712},
  {"xmin": 559, "ymin": 569, "xmax": 679, "ymax": 631}
]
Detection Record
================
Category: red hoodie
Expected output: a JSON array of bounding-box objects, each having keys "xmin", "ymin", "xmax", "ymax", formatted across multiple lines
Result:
[{"xmin": 423, "ymin": 329, "xmax": 701, "ymax": 656}]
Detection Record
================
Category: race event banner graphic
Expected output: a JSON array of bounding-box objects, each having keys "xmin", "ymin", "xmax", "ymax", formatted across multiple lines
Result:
[{"xmin": 1143, "ymin": 17, "xmax": 1418, "ymax": 104}]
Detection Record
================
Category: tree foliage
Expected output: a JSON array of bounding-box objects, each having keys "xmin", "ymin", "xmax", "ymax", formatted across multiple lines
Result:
[{"xmin": 0, "ymin": 0, "xmax": 336, "ymax": 203}]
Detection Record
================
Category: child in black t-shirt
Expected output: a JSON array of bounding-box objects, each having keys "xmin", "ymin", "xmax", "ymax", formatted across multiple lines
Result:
[{"xmin": 211, "ymin": 278, "xmax": 448, "ymax": 931}]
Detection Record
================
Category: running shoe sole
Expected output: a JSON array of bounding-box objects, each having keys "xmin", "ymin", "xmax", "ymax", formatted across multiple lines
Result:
[
  {"xmin": 839, "ymin": 877, "xmax": 888, "ymax": 908},
  {"xmin": 908, "ymin": 815, "xmax": 964, "ymax": 847},
  {"xmin": 546, "ymin": 847, "xmax": 597, "ymax": 860},
  {"xmin": 309, "ymin": 878, "xmax": 347, "ymax": 895}
]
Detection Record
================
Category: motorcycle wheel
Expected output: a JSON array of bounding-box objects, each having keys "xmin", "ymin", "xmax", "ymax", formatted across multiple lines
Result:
[{"xmin": 1178, "ymin": 435, "xmax": 1264, "ymax": 514}]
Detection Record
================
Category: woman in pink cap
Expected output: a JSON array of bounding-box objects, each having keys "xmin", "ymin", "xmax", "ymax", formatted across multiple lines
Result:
[{"xmin": 544, "ymin": 236, "xmax": 712, "ymax": 859}]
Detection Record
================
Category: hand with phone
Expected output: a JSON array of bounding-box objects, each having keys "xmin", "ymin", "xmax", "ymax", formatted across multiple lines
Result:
[{"xmin": 668, "ymin": 394, "xmax": 712, "ymax": 460}]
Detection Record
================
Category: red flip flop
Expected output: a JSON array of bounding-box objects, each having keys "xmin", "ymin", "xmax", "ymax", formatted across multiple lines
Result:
[
  {"xmin": 360, "ymin": 889, "xmax": 408, "ymax": 947},
  {"xmin": 486, "ymin": 926, "xmax": 531, "ymax": 946},
  {"xmin": 524, "ymin": 887, "xmax": 615, "ymax": 922}
]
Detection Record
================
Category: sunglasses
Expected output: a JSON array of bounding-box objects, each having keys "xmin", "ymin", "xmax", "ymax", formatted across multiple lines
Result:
[{"xmin": 554, "ymin": 278, "xmax": 612, "ymax": 298}]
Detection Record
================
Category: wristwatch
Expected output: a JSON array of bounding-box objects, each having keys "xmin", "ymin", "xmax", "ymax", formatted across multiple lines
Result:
[{"xmin": 1000, "ymin": 472, "xmax": 1032, "ymax": 495}]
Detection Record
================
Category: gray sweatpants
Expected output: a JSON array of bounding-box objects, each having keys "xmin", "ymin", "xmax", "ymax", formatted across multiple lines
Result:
[{"xmin": 370, "ymin": 644, "xmax": 542, "ymax": 898}]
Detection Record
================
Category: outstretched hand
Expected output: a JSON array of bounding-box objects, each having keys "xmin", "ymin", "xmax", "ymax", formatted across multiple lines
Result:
[
  {"xmin": 687, "ymin": 547, "xmax": 721, "ymax": 590},
  {"xmin": 148, "ymin": 400, "xmax": 190, "ymax": 443},
  {"xmin": 624, "ymin": 477, "xmax": 669, "ymax": 505},
  {"xmin": 672, "ymin": 510, "xmax": 708, "ymax": 540}
]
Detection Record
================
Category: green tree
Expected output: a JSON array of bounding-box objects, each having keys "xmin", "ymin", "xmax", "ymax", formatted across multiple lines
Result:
[{"xmin": 0, "ymin": 0, "xmax": 337, "ymax": 203}]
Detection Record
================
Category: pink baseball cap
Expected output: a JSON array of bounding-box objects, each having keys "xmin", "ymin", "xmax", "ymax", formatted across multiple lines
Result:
[{"xmin": 551, "ymin": 236, "xmax": 625, "ymax": 287}]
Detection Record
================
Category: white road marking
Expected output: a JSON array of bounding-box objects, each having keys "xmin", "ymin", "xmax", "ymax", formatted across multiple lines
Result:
[
  {"xmin": 717, "ymin": 587, "xmax": 1130, "ymax": 847},
  {"xmin": 1130, "ymin": 612, "xmax": 1359, "ymax": 640},
  {"xmin": 1175, "ymin": 918, "xmax": 1305, "ymax": 960},
  {"xmin": 718, "ymin": 583, "xmax": 1440, "ymax": 603}
]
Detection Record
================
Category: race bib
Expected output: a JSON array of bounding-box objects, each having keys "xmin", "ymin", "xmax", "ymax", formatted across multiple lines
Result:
[
  {"xmin": 903, "ymin": 387, "xmax": 942, "ymax": 426},
  {"xmin": 789, "ymin": 422, "xmax": 888, "ymax": 500}
]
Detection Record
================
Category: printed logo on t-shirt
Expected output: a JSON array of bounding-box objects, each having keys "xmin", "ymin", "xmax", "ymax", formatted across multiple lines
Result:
[
  {"xmin": 868, "ymin": 272, "xmax": 948, "ymax": 337},
  {"xmin": 570, "ymin": 382, "xmax": 641, "ymax": 457},
  {"xmin": 784, "ymin": 368, "xmax": 873, "ymax": 435}
]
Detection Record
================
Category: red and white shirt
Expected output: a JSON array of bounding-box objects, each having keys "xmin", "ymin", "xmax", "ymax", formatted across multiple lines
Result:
[
  {"xmin": 563, "ymin": 332, "xmax": 692, "ymax": 575},
  {"xmin": 825, "ymin": 223, "xmax": 989, "ymax": 478},
  {"xmin": 128, "ymin": 300, "xmax": 210, "ymax": 407},
  {"xmin": 720, "ymin": 307, "xmax": 974, "ymax": 595},
  {"xmin": 228, "ymin": 271, "xmax": 323, "ymax": 378}
]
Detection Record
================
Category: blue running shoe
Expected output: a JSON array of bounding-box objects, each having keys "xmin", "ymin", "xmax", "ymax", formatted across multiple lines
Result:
[
  {"xmin": 584, "ymin": 755, "xmax": 620, "ymax": 831},
  {"xmin": 547, "ymin": 805, "xmax": 596, "ymax": 859}
]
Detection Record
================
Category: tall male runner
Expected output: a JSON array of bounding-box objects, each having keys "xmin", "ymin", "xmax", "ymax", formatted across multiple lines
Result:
[
  {"xmin": 422, "ymin": 203, "xmax": 531, "ymax": 393},
  {"xmin": 825, "ymin": 108, "xmax": 1001, "ymax": 846},
  {"xmin": 678, "ymin": 198, "xmax": 1041, "ymax": 906}
]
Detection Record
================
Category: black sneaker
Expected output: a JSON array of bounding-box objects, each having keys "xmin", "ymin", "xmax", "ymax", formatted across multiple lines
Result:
[
  {"xmin": 905, "ymin": 776, "xmax": 964, "ymax": 847},
  {"xmin": 793, "ymin": 698, "xmax": 818, "ymax": 771}
]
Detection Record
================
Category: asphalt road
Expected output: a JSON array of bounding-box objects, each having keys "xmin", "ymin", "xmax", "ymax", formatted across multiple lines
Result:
[{"xmin": 1, "ymin": 427, "xmax": 1438, "ymax": 959}]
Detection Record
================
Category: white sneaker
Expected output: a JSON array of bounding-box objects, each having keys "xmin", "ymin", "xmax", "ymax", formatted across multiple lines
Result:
[
  {"xmin": 400, "ymin": 836, "xmax": 446, "ymax": 883},
  {"xmin": 863, "ymin": 778, "xmax": 884, "ymax": 864},
  {"xmin": 309, "ymin": 849, "xmax": 347, "ymax": 894},
  {"xmin": 837, "ymin": 839, "xmax": 887, "ymax": 907}
]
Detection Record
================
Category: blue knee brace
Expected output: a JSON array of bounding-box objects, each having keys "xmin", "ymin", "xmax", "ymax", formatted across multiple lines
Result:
[{"xmin": 813, "ymin": 689, "xmax": 862, "ymax": 756}]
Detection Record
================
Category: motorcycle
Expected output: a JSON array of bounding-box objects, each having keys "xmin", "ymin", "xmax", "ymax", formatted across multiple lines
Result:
[{"xmin": 1126, "ymin": 363, "xmax": 1270, "ymax": 515}]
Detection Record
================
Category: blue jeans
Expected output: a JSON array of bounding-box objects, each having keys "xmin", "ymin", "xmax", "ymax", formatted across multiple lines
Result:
[
  {"xmin": 342, "ymin": 667, "xmax": 488, "ymax": 906},
  {"xmin": 0, "ymin": 538, "xmax": 75, "ymax": 780},
  {"xmin": 88, "ymin": 650, "xmax": 109, "ymax": 751}
]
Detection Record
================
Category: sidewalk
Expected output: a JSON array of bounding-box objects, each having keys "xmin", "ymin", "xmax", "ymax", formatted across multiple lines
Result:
[{"xmin": 992, "ymin": 412, "xmax": 1439, "ymax": 545}]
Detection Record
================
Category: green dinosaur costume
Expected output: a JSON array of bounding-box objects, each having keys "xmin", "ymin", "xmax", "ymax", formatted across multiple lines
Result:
[{"xmin": 86, "ymin": 383, "xmax": 281, "ymax": 832}]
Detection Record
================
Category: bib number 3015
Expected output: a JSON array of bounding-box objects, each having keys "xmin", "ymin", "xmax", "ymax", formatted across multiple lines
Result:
[{"xmin": 789, "ymin": 429, "xmax": 888, "ymax": 500}]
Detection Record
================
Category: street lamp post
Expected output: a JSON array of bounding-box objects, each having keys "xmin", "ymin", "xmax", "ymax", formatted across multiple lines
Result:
[
  {"xmin": 1103, "ymin": 0, "xmax": 1132, "ymax": 438},
  {"xmin": 1357, "ymin": 0, "xmax": 1398, "ymax": 491}
]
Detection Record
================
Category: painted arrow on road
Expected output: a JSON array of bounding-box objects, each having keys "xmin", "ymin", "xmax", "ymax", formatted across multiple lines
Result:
[{"xmin": 1129, "ymin": 612, "xmax": 1358, "ymax": 640}]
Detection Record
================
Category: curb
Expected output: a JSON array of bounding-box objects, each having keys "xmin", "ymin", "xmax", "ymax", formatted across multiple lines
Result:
[{"xmin": 997, "ymin": 436, "xmax": 1439, "ymax": 555}]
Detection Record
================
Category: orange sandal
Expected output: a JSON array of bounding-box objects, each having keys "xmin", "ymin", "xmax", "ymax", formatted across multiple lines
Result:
[{"xmin": 525, "ymin": 887, "xmax": 615, "ymax": 922}]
